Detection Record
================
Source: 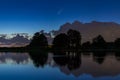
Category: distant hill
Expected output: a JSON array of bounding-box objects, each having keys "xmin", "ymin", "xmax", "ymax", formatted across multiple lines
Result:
[{"xmin": 53, "ymin": 21, "xmax": 120, "ymax": 43}]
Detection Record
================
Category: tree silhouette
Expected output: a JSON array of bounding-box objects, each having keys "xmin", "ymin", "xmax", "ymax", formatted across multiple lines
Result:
[
  {"xmin": 114, "ymin": 38, "xmax": 120, "ymax": 49},
  {"xmin": 29, "ymin": 32, "xmax": 48, "ymax": 49},
  {"xmin": 67, "ymin": 29, "xmax": 81, "ymax": 49},
  {"xmin": 52, "ymin": 33, "xmax": 69, "ymax": 50},
  {"xmin": 92, "ymin": 35, "xmax": 106, "ymax": 49}
]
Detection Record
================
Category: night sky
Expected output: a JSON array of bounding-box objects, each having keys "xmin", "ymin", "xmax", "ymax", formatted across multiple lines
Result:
[{"xmin": 0, "ymin": 0, "xmax": 120, "ymax": 34}]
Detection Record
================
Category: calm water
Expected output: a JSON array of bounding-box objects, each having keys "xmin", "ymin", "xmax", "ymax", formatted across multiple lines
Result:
[{"xmin": 0, "ymin": 51, "xmax": 120, "ymax": 80}]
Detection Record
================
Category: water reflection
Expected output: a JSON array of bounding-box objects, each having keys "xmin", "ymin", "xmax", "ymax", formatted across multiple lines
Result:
[
  {"xmin": 28, "ymin": 51, "xmax": 48, "ymax": 68},
  {"xmin": 115, "ymin": 52, "xmax": 120, "ymax": 61},
  {"xmin": 53, "ymin": 51, "xmax": 81, "ymax": 70},
  {"xmin": 92, "ymin": 51, "xmax": 106, "ymax": 64},
  {"xmin": 0, "ymin": 52, "xmax": 30, "ymax": 64},
  {"xmin": 53, "ymin": 51, "xmax": 120, "ymax": 77},
  {"xmin": 0, "ymin": 51, "xmax": 120, "ymax": 79}
]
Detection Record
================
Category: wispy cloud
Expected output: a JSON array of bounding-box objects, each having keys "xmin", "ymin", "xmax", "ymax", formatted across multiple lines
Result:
[{"xmin": 57, "ymin": 9, "xmax": 63, "ymax": 15}]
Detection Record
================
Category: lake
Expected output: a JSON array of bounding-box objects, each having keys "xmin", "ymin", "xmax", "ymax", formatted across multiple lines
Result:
[{"xmin": 0, "ymin": 51, "xmax": 120, "ymax": 80}]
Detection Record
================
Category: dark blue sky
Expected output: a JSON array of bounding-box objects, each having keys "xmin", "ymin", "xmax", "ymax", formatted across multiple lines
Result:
[{"xmin": 0, "ymin": 0, "xmax": 120, "ymax": 34}]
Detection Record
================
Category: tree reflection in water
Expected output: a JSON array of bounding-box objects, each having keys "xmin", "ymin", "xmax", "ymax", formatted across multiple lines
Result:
[
  {"xmin": 115, "ymin": 51, "xmax": 120, "ymax": 61},
  {"xmin": 28, "ymin": 51, "xmax": 48, "ymax": 68},
  {"xmin": 53, "ymin": 51, "xmax": 81, "ymax": 70},
  {"xmin": 92, "ymin": 51, "xmax": 106, "ymax": 64}
]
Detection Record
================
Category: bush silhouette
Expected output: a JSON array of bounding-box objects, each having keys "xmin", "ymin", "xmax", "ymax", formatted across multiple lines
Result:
[{"xmin": 82, "ymin": 41, "xmax": 91, "ymax": 50}]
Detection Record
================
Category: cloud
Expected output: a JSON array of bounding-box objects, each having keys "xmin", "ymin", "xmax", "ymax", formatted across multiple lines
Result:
[{"xmin": 0, "ymin": 34, "xmax": 30, "ymax": 47}]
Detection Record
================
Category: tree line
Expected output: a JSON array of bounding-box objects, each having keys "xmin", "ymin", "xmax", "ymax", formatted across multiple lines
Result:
[{"xmin": 27, "ymin": 29, "xmax": 120, "ymax": 51}]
